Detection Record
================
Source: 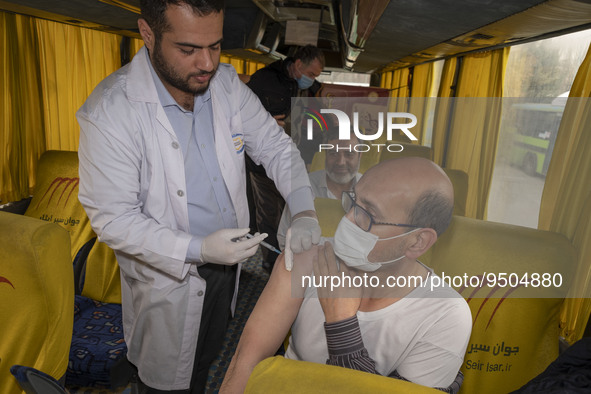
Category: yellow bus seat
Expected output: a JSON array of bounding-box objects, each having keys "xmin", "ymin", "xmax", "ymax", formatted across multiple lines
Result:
[
  {"xmin": 0, "ymin": 212, "xmax": 74, "ymax": 394},
  {"xmin": 314, "ymin": 197, "xmax": 346, "ymax": 237},
  {"xmin": 421, "ymin": 216, "xmax": 576, "ymax": 394},
  {"xmin": 23, "ymin": 150, "xmax": 122, "ymax": 303},
  {"xmin": 18, "ymin": 150, "xmax": 127, "ymax": 388},
  {"xmin": 81, "ymin": 240, "xmax": 122, "ymax": 304},
  {"xmin": 245, "ymin": 356, "xmax": 441, "ymax": 394},
  {"xmin": 23, "ymin": 150, "xmax": 95, "ymax": 262}
]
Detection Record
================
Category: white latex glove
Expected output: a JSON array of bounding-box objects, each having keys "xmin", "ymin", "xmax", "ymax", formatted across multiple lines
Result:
[
  {"xmin": 284, "ymin": 227, "xmax": 294, "ymax": 271},
  {"xmin": 284, "ymin": 216, "xmax": 321, "ymax": 271},
  {"xmin": 201, "ymin": 228, "xmax": 267, "ymax": 265}
]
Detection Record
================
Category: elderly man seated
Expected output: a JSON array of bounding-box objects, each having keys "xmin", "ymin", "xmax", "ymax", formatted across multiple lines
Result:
[{"xmin": 220, "ymin": 157, "xmax": 472, "ymax": 393}]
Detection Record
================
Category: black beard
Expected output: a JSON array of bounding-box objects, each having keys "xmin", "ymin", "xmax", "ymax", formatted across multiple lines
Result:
[{"xmin": 151, "ymin": 39, "xmax": 215, "ymax": 96}]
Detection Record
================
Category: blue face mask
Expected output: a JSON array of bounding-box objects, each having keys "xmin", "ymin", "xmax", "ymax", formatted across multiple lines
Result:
[{"xmin": 297, "ymin": 74, "xmax": 314, "ymax": 89}]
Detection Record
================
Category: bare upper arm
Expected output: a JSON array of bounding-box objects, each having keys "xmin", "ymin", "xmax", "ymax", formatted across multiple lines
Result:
[
  {"xmin": 221, "ymin": 248, "xmax": 317, "ymax": 393},
  {"xmin": 238, "ymin": 247, "xmax": 316, "ymax": 352}
]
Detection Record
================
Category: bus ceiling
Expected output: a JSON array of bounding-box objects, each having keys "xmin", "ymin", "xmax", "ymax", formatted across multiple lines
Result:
[{"xmin": 1, "ymin": 0, "xmax": 591, "ymax": 74}]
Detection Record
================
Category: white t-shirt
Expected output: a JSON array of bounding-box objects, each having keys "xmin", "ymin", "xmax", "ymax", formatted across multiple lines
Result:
[{"xmin": 285, "ymin": 268, "xmax": 472, "ymax": 388}]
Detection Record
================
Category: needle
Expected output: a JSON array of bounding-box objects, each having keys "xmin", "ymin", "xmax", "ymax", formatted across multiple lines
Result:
[{"xmin": 245, "ymin": 233, "xmax": 282, "ymax": 254}]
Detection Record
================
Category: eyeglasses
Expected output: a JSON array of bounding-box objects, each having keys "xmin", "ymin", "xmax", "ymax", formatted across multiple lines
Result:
[{"xmin": 341, "ymin": 190, "xmax": 420, "ymax": 233}]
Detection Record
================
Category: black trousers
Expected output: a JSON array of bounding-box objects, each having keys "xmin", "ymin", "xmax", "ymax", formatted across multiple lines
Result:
[
  {"xmin": 245, "ymin": 154, "xmax": 284, "ymax": 270},
  {"xmin": 134, "ymin": 264, "xmax": 237, "ymax": 393}
]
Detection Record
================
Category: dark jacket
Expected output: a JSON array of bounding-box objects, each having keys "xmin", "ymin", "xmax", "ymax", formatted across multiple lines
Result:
[
  {"xmin": 247, "ymin": 58, "xmax": 321, "ymax": 118},
  {"xmin": 246, "ymin": 59, "xmax": 321, "ymax": 169}
]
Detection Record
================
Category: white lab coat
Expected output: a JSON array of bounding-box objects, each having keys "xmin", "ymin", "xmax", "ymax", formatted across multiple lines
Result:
[{"xmin": 77, "ymin": 46, "xmax": 311, "ymax": 390}]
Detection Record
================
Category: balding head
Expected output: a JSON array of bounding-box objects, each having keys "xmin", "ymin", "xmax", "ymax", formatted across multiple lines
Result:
[{"xmin": 357, "ymin": 157, "xmax": 454, "ymax": 236}]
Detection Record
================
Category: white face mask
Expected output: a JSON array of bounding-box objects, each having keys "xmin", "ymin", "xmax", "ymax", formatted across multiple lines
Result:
[{"xmin": 333, "ymin": 216, "xmax": 421, "ymax": 272}]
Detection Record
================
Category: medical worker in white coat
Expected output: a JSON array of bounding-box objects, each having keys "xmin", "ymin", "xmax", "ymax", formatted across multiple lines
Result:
[{"xmin": 76, "ymin": 0, "xmax": 321, "ymax": 392}]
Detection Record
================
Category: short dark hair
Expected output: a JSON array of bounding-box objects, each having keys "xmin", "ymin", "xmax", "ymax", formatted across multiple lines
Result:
[
  {"xmin": 407, "ymin": 190, "xmax": 453, "ymax": 236},
  {"xmin": 293, "ymin": 45, "xmax": 325, "ymax": 68},
  {"xmin": 140, "ymin": 0, "xmax": 225, "ymax": 38}
]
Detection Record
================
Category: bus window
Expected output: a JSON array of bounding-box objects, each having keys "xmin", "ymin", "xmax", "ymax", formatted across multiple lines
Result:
[
  {"xmin": 508, "ymin": 98, "xmax": 565, "ymax": 177},
  {"xmin": 487, "ymin": 29, "xmax": 591, "ymax": 228}
]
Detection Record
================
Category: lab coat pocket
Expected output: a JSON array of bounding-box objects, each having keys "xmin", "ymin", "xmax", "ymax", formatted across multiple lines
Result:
[{"xmin": 121, "ymin": 258, "xmax": 176, "ymax": 291}]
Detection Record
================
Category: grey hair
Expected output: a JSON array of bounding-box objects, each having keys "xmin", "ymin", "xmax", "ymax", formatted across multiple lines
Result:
[{"xmin": 407, "ymin": 190, "xmax": 453, "ymax": 236}]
